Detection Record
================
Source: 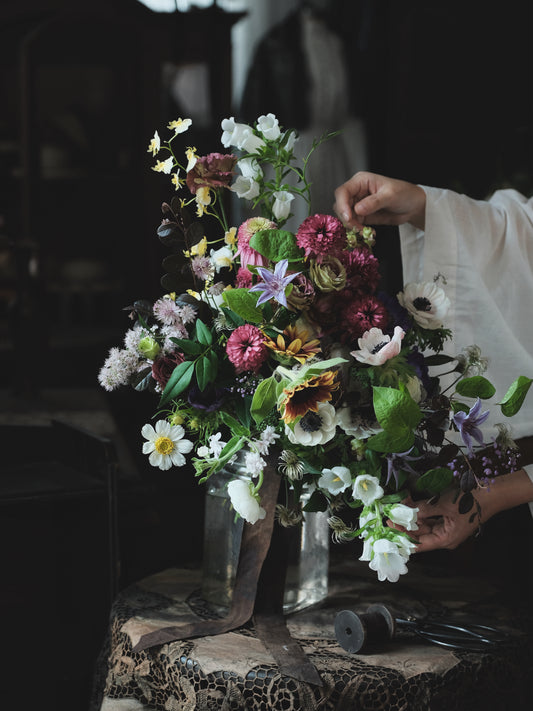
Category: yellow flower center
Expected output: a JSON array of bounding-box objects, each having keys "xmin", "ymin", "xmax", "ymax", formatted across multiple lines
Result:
[
  {"xmin": 154, "ymin": 436, "xmax": 175, "ymax": 455},
  {"xmin": 362, "ymin": 480, "xmax": 368, "ymax": 490}
]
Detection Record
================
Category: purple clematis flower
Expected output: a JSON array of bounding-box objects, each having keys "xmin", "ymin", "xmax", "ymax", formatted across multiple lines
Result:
[
  {"xmin": 385, "ymin": 447, "xmax": 423, "ymax": 488},
  {"xmin": 248, "ymin": 259, "xmax": 301, "ymax": 308},
  {"xmin": 452, "ymin": 397, "xmax": 490, "ymax": 454}
]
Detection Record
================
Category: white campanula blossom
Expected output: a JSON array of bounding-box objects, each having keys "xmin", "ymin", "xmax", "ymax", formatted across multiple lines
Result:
[
  {"xmin": 257, "ymin": 113, "xmax": 281, "ymax": 140},
  {"xmin": 318, "ymin": 465, "xmax": 352, "ymax": 495},
  {"xmin": 368, "ymin": 538, "xmax": 409, "ymax": 583},
  {"xmin": 397, "ymin": 281, "xmax": 451, "ymax": 329},
  {"xmin": 272, "ymin": 190, "xmax": 295, "ymax": 221},
  {"xmin": 284, "ymin": 129, "xmax": 297, "ymax": 151},
  {"xmin": 232, "ymin": 175, "xmax": 261, "ymax": 200},
  {"xmin": 352, "ymin": 474, "xmax": 384, "ymax": 506},
  {"xmin": 358, "ymin": 508, "xmax": 380, "ymax": 536},
  {"xmin": 237, "ymin": 156, "xmax": 263, "ymax": 180},
  {"xmin": 227, "ymin": 479, "xmax": 266, "ymax": 524},
  {"xmin": 350, "ymin": 326, "xmax": 405, "ymax": 366},
  {"xmin": 395, "ymin": 533, "xmax": 418, "ymax": 560},
  {"xmin": 220, "ymin": 117, "xmax": 265, "ymax": 154},
  {"xmin": 388, "ymin": 503, "xmax": 419, "ymax": 531}
]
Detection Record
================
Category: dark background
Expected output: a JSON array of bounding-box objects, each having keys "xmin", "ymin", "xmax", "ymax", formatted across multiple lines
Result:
[{"xmin": 1, "ymin": 1, "xmax": 532, "ymax": 709}]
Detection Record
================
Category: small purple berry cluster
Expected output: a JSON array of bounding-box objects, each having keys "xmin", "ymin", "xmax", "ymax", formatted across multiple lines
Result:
[{"xmin": 449, "ymin": 443, "xmax": 522, "ymax": 493}]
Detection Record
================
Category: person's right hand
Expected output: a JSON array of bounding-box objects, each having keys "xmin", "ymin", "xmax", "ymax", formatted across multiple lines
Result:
[{"xmin": 333, "ymin": 171, "xmax": 427, "ymax": 231}]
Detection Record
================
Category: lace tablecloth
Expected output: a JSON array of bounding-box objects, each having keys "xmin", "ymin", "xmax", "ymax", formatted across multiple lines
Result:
[{"xmin": 92, "ymin": 558, "xmax": 533, "ymax": 711}]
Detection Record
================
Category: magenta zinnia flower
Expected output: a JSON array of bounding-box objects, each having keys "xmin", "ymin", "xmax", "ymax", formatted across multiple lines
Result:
[
  {"xmin": 342, "ymin": 246, "xmax": 381, "ymax": 294},
  {"xmin": 236, "ymin": 217, "xmax": 276, "ymax": 269},
  {"xmin": 226, "ymin": 324, "xmax": 269, "ymax": 373},
  {"xmin": 186, "ymin": 152, "xmax": 237, "ymax": 194},
  {"xmin": 343, "ymin": 295, "xmax": 389, "ymax": 341},
  {"xmin": 235, "ymin": 266, "xmax": 253, "ymax": 288},
  {"xmin": 296, "ymin": 213, "xmax": 346, "ymax": 263}
]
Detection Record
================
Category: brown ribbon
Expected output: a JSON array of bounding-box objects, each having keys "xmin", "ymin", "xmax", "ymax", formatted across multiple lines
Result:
[{"xmin": 132, "ymin": 455, "xmax": 323, "ymax": 685}]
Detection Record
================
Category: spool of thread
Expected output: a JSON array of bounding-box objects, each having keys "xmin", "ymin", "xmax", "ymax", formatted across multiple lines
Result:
[{"xmin": 335, "ymin": 604, "xmax": 396, "ymax": 653}]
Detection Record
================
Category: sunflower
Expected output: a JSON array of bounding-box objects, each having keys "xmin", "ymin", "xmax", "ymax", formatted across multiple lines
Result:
[
  {"xmin": 280, "ymin": 370, "xmax": 339, "ymax": 424},
  {"xmin": 264, "ymin": 324, "xmax": 321, "ymax": 364}
]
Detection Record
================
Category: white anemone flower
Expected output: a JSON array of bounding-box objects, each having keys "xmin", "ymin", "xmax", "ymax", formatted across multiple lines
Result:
[
  {"xmin": 257, "ymin": 113, "xmax": 281, "ymax": 140},
  {"xmin": 227, "ymin": 479, "xmax": 266, "ymax": 524},
  {"xmin": 388, "ymin": 503, "xmax": 419, "ymax": 531},
  {"xmin": 397, "ymin": 281, "xmax": 451, "ymax": 329},
  {"xmin": 368, "ymin": 538, "xmax": 409, "ymax": 583},
  {"xmin": 231, "ymin": 175, "xmax": 261, "ymax": 200},
  {"xmin": 336, "ymin": 405, "xmax": 382, "ymax": 439},
  {"xmin": 141, "ymin": 420, "xmax": 193, "ymax": 470},
  {"xmin": 272, "ymin": 190, "xmax": 295, "ymax": 221},
  {"xmin": 285, "ymin": 402, "xmax": 337, "ymax": 446},
  {"xmin": 353, "ymin": 474, "xmax": 384, "ymax": 506},
  {"xmin": 317, "ymin": 465, "xmax": 352, "ymax": 496},
  {"xmin": 350, "ymin": 326, "xmax": 405, "ymax": 365}
]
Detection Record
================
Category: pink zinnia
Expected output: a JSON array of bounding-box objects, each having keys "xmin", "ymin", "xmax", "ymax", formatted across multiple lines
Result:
[
  {"xmin": 296, "ymin": 214, "xmax": 346, "ymax": 263},
  {"xmin": 235, "ymin": 266, "xmax": 253, "ymax": 288},
  {"xmin": 236, "ymin": 217, "xmax": 276, "ymax": 269},
  {"xmin": 343, "ymin": 295, "xmax": 389, "ymax": 342},
  {"xmin": 342, "ymin": 247, "xmax": 381, "ymax": 294},
  {"xmin": 226, "ymin": 324, "xmax": 268, "ymax": 373}
]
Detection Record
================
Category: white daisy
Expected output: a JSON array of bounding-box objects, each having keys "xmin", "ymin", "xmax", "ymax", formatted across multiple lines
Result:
[{"xmin": 141, "ymin": 420, "xmax": 193, "ymax": 470}]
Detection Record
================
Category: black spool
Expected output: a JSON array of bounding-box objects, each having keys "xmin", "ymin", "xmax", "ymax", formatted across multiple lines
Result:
[{"xmin": 335, "ymin": 604, "xmax": 396, "ymax": 654}]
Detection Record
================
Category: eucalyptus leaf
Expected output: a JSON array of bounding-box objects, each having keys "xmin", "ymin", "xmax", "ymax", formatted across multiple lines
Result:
[
  {"xmin": 160, "ymin": 360, "xmax": 194, "ymax": 405},
  {"xmin": 500, "ymin": 375, "xmax": 533, "ymax": 416},
  {"xmin": 455, "ymin": 375, "xmax": 496, "ymax": 399}
]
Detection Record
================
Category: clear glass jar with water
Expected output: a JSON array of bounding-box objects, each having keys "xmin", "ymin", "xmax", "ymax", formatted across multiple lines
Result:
[{"xmin": 201, "ymin": 466, "xmax": 329, "ymax": 613}]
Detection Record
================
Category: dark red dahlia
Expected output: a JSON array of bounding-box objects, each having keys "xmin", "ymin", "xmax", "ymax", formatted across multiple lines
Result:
[
  {"xmin": 341, "ymin": 246, "xmax": 381, "ymax": 294},
  {"xmin": 296, "ymin": 213, "xmax": 346, "ymax": 263},
  {"xmin": 343, "ymin": 295, "xmax": 389, "ymax": 342}
]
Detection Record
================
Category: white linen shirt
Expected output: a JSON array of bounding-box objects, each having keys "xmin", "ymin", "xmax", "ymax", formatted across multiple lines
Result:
[{"xmin": 399, "ymin": 186, "xmax": 533, "ymax": 490}]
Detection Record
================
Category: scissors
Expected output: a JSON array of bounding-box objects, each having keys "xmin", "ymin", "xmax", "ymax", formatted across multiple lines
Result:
[{"xmin": 335, "ymin": 604, "xmax": 513, "ymax": 654}]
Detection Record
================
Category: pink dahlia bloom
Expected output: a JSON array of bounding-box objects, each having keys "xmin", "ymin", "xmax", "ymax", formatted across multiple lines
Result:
[
  {"xmin": 343, "ymin": 295, "xmax": 389, "ymax": 342},
  {"xmin": 236, "ymin": 217, "xmax": 276, "ymax": 269},
  {"xmin": 186, "ymin": 152, "xmax": 237, "ymax": 194},
  {"xmin": 296, "ymin": 213, "xmax": 346, "ymax": 263},
  {"xmin": 342, "ymin": 247, "xmax": 381, "ymax": 294},
  {"xmin": 226, "ymin": 324, "xmax": 269, "ymax": 373}
]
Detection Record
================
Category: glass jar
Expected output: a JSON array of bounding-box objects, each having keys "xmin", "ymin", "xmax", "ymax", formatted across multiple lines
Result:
[{"xmin": 201, "ymin": 465, "xmax": 329, "ymax": 614}]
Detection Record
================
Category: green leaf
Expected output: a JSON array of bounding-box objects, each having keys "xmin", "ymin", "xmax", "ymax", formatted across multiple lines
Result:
[
  {"xmin": 424, "ymin": 354, "xmax": 456, "ymax": 366},
  {"xmin": 500, "ymin": 375, "xmax": 533, "ymax": 417},
  {"xmin": 169, "ymin": 337, "xmax": 203, "ymax": 356},
  {"xmin": 207, "ymin": 350, "xmax": 219, "ymax": 380},
  {"xmin": 220, "ymin": 306, "xmax": 245, "ymax": 328},
  {"xmin": 251, "ymin": 375, "xmax": 279, "ymax": 424},
  {"xmin": 249, "ymin": 229, "xmax": 304, "ymax": 262},
  {"xmin": 219, "ymin": 412, "xmax": 250, "ymax": 438},
  {"xmin": 130, "ymin": 367, "xmax": 153, "ymax": 392},
  {"xmin": 415, "ymin": 467, "xmax": 454, "ymax": 495},
  {"xmin": 372, "ymin": 386, "xmax": 422, "ymax": 432},
  {"xmin": 455, "ymin": 375, "xmax": 496, "ymax": 399},
  {"xmin": 195, "ymin": 355, "xmax": 213, "ymax": 391},
  {"xmin": 222, "ymin": 289, "xmax": 263, "ymax": 323},
  {"xmin": 195, "ymin": 319, "xmax": 213, "ymax": 346},
  {"xmin": 366, "ymin": 429, "xmax": 415, "ymax": 454},
  {"xmin": 160, "ymin": 360, "xmax": 194, "ymax": 405}
]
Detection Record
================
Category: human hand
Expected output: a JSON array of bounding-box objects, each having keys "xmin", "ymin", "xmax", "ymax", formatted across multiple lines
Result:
[
  {"xmin": 413, "ymin": 491, "xmax": 481, "ymax": 553},
  {"xmin": 333, "ymin": 171, "xmax": 427, "ymax": 231}
]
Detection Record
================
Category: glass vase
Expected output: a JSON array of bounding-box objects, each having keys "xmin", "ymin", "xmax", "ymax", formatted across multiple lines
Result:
[{"xmin": 201, "ymin": 466, "xmax": 329, "ymax": 613}]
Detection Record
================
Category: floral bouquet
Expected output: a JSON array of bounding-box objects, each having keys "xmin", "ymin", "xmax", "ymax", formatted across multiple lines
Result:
[{"xmin": 99, "ymin": 114, "xmax": 532, "ymax": 584}]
